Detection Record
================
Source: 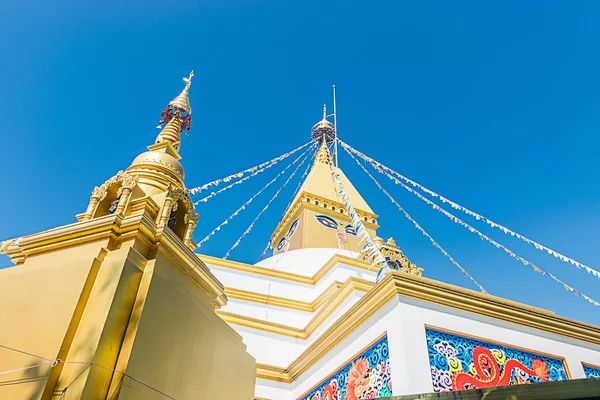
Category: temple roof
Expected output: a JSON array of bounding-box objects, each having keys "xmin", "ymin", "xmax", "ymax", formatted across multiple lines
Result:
[{"xmin": 290, "ymin": 146, "xmax": 374, "ymax": 214}]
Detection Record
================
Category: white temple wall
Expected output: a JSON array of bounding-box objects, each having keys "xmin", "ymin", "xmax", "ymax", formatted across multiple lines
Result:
[
  {"xmin": 231, "ymin": 292, "xmax": 367, "ymax": 366},
  {"xmin": 254, "ymin": 296, "xmax": 600, "ymax": 399},
  {"xmin": 253, "ymin": 299, "xmax": 401, "ymax": 400},
  {"xmin": 206, "ymin": 259, "xmax": 376, "ymax": 305},
  {"xmin": 290, "ymin": 300, "xmax": 402, "ymax": 399},
  {"xmin": 224, "ymin": 299, "xmax": 314, "ymax": 328},
  {"xmin": 255, "ymin": 248, "xmax": 360, "ymax": 276},
  {"xmin": 255, "ymin": 379, "xmax": 293, "ymax": 400},
  {"xmin": 395, "ymin": 297, "xmax": 600, "ymax": 396}
]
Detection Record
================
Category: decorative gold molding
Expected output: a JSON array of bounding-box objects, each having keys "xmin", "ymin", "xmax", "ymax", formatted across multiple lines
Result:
[
  {"xmin": 199, "ymin": 253, "xmax": 376, "ymax": 285},
  {"xmin": 225, "ymin": 287, "xmax": 314, "ymax": 312},
  {"xmin": 224, "ymin": 280, "xmax": 350, "ymax": 312},
  {"xmin": 582, "ymin": 361, "xmax": 600, "ymax": 370},
  {"xmin": 5, "ymin": 212, "xmax": 226, "ymax": 309},
  {"xmin": 218, "ymin": 277, "xmax": 373, "ymax": 339},
  {"xmin": 130, "ymin": 155, "xmax": 184, "ymax": 178},
  {"xmin": 254, "ymin": 272, "xmax": 600, "ymax": 383}
]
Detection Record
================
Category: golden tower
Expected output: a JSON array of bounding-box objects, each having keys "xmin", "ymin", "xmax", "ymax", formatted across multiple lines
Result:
[
  {"xmin": 0, "ymin": 73, "xmax": 256, "ymax": 400},
  {"xmin": 270, "ymin": 106, "xmax": 379, "ymax": 255}
]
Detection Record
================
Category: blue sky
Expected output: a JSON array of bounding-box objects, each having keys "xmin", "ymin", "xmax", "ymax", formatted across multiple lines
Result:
[{"xmin": 1, "ymin": 1, "xmax": 599, "ymax": 325}]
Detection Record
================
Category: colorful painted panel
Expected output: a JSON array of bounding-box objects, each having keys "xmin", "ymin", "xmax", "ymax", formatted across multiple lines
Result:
[
  {"xmin": 426, "ymin": 327, "xmax": 568, "ymax": 392},
  {"xmin": 583, "ymin": 364, "xmax": 600, "ymax": 378},
  {"xmin": 297, "ymin": 334, "xmax": 391, "ymax": 400}
]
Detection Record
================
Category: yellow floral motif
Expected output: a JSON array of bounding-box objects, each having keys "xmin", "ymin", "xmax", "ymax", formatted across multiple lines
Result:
[
  {"xmin": 469, "ymin": 363, "xmax": 476, "ymax": 375},
  {"xmin": 448, "ymin": 357, "xmax": 462, "ymax": 374},
  {"xmin": 491, "ymin": 349, "xmax": 506, "ymax": 366}
]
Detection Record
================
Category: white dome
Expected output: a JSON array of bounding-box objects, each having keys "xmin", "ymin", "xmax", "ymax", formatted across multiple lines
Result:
[{"xmin": 255, "ymin": 247, "xmax": 360, "ymax": 277}]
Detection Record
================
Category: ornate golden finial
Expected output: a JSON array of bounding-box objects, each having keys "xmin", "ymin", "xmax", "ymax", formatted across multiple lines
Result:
[
  {"xmin": 311, "ymin": 104, "xmax": 335, "ymax": 144},
  {"xmin": 157, "ymin": 71, "xmax": 194, "ymax": 135},
  {"xmin": 169, "ymin": 71, "xmax": 194, "ymax": 114},
  {"xmin": 315, "ymin": 139, "xmax": 333, "ymax": 165},
  {"xmin": 155, "ymin": 113, "xmax": 182, "ymax": 150}
]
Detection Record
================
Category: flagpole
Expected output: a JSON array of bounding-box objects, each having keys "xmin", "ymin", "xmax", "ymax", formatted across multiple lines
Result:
[{"xmin": 332, "ymin": 85, "xmax": 338, "ymax": 167}]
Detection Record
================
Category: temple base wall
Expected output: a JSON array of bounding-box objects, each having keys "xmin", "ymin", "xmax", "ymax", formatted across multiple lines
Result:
[{"xmin": 0, "ymin": 219, "xmax": 256, "ymax": 400}]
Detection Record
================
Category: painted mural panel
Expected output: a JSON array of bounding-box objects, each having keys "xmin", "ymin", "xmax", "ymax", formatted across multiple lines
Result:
[
  {"xmin": 425, "ymin": 327, "xmax": 568, "ymax": 392},
  {"xmin": 297, "ymin": 334, "xmax": 391, "ymax": 400},
  {"xmin": 583, "ymin": 363, "xmax": 600, "ymax": 378}
]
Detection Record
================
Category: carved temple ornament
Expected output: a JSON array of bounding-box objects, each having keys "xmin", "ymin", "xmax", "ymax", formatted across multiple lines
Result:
[
  {"xmin": 361, "ymin": 237, "xmax": 424, "ymax": 277},
  {"xmin": 158, "ymin": 185, "xmax": 198, "ymax": 246},
  {"xmin": 81, "ymin": 171, "xmax": 139, "ymax": 221},
  {"xmin": 183, "ymin": 210, "xmax": 199, "ymax": 248}
]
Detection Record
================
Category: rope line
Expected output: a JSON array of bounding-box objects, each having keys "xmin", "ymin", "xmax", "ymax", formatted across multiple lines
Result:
[
  {"xmin": 0, "ymin": 345, "xmax": 176, "ymax": 399},
  {"xmin": 258, "ymin": 144, "xmax": 319, "ymax": 261},
  {"xmin": 0, "ymin": 344, "xmax": 55, "ymax": 362},
  {"xmin": 194, "ymin": 155, "xmax": 290, "ymax": 205},
  {"xmin": 0, "ymin": 362, "xmax": 55, "ymax": 376},
  {"xmin": 342, "ymin": 145, "xmax": 487, "ymax": 293},
  {"xmin": 325, "ymin": 148, "xmax": 388, "ymax": 280},
  {"xmin": 196, "ymin": 144, "xmax": 316, "ymax": 249},
  {"xmin": 340, "ymin": 139, "xmax": 600, "ymax": 281},
  {"xmin": 224, "ymin": 149, "xmax": 314, "ymax": 259},
  {"xmin": 189, "ymin": 141, "xmax": 312, "ymax": 195},
  {"xmin": 345, "ymin": 144, "xmax": 599, "ymax": 306}
]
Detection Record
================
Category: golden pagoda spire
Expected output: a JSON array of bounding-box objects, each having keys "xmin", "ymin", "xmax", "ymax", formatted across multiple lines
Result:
[
  {"xmin": 169, "ymin": 71, "xmax": 194, "ymax": 116},
  {"xmin": 311, "ymin": 104, "xmax": 336, "ymax": 144},
  {"xmin": 155, "ymin": 112, "xmax": 182, "ymax": 150},
  {"xmin": 315, "ymin": 136, "xmax": 333, "ymax": 165},
  {"xmin": 156, "ymin": 71, "xmax": 194, "ymax": 135}
]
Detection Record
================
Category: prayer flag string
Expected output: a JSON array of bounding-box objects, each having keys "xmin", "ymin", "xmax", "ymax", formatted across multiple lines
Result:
[
  {"xmin": 225, "ymin": 147, "xmax": 314, "ymax": 259},
  {"xmin": 258, "ymin": 145, "xmax": 319, "ymax": 261},
  {"xmin": 343, "ymin": 146, "xmax": 487, "ymax": 293},
  {"xmin": 196, "ymin": 144, "xmax": 316, "ymax": 249},
  {"xmin": 339, "ymin": 139, "xmax": 600, "ymax": 282},
  {"xmin": 194, "ymin": 158, "xmax": 281, "ymax": 205},
  {"xmin": 189, "ymin": 141, "xmax": 312, "ymax": 195},
  {"xmin": 346, "ymin": 144, "xmax": 600, "ymax": 307},
  {"xmin": 326, "ymin": 154, "xmax": 389, "ymax": 282}
]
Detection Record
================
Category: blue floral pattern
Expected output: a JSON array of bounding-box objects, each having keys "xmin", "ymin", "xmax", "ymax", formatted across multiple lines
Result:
[
  {"xmin": 583, "ymin": 364, "xmax": 600, "ymax": 378},
  {"xmin": 297, "ymin": 335, "xmax": 392, "ymax": 400},
  {"xmin": 425, "ymin": 327, "xmax": 568, "ymax": 392}
]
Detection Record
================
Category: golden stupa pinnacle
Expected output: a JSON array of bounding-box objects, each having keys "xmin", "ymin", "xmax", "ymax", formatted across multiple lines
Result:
[
  {"xmin": 315, "ymin": 137, "xmax": 333, "ymax": 165},
  {"xmin": 154, "ymin": 71, "xmax": 195, "ymax": 151},
  {"xmin": 157, "ymin": 71, "xmax": 194, "ymax": 134},
  {"xmin": 311, "ymin": 104, "xmax": 336, "ymax": 144},
  {"xmin": 169, "ymin": 70, "xmax": 194, "ymax": 115},
  {"xmin": 155, "ymin": 113, "xmax": 182, "ymax": 150}
]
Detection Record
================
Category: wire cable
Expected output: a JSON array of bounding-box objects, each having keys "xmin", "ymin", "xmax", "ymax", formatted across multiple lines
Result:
[
  {"xmin": 224, "ymin": 147, "xmax": 314, "ymax": 259},
  {"xmin": 343, "ymin": 144, "xmax": 488, "ymax": 293},
  {"xmin": 257, "ymin": 144, "xmax": 319, "ymax": 261},
  {"xmin": 196, "ymin": 144, "xmax": 316, "ymax": 249},
  {"xmin": 340, "ymin": 139, "xmax": 600, "ymax": 281},
  {"xmin": 345, "ymin": 143, "xmax": 600, "ymax": 306},
  {"xmin": 189, "ymin": 141, "xmax": 312, "ymax": 195}
]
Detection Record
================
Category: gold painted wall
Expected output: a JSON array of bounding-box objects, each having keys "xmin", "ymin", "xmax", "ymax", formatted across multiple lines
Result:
[
  {"xmin": 273, "ymin": 205, "xmax": 377, "ymax": 255},
  {"xmin": 0, "ymin": 239, "xmax": 110, "ymax": 400},
  {"xmin": 116, "ymin": 251, "xmax": 256, "ymax": 399},
  {"xmin": 0, "ymin": 214, "xmax": 256, "ymax": 400}
]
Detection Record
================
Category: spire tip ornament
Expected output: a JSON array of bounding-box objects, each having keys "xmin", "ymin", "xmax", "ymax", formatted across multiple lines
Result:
[
  {"xmin": 311, "ymin": 104, "xmax": 335, "ymax": 144},
  {"xmin": 157, "ymin": 71, "xmax": 194, "ymax": 135}
]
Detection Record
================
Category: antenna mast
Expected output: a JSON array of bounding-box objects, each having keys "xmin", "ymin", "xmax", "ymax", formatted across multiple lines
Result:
[{"xmin": 332, "ymin": 85, "xmax": 338, "ymax": 167}]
